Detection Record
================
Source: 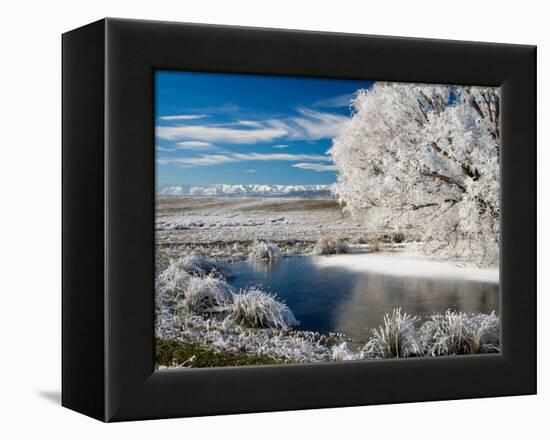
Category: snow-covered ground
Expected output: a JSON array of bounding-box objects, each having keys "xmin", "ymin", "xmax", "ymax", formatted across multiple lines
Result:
[
  {"xmin": 314, "ymin": 251, "xmax": 499, "ymax": 283},
  {"xmin": 156, "ymin": 196, "xmax": 367, "ymax": 257}
]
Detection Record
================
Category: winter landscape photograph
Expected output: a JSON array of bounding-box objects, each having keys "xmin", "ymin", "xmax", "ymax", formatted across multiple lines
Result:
[{"xmin": 154, "ymin": 70, "xmax": 500, "ymax": 368}]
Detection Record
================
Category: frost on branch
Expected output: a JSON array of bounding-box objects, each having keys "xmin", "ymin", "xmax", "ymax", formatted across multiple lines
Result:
[{"xmin": 329, "ymin": 83, "xmax": 500, "ymax": 266}]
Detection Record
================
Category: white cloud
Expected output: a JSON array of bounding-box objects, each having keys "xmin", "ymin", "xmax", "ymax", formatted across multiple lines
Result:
[
  {"xmin": 245, "ymin": 169, "xmax": 256, "ymax": 173},
  {"xmin": 176, "ymin": 141, "xmax": 216, "ymax": 150},
  {"xmin": 272, "ymin": 144, "xmax": 288, "ymax": 149},
  {"xmin": 156, "ymin": 145, "xmax": 176, "ymax": 152},
  {"xmin": 293, "ymin": 162, "xmax": 338, "ymax": 172},
  {"xmin": 288, "ymin": 108, "xmax": 347, "ymax": 141},
  {"xmin": 157, "ymin": 155, "xmax": 236, "ymax": 166},
  {"xmin": 157, "ymin": 152, "xmax": 330, "ymax": 167},
  {"xmin": 232, "ymin": 153, "xmax": 329, "ymax": 162},
  {"xmin": 312, "ymin": 93, "xmax": 354, "ymax": 108},
  {"xmin": 156, "ymin": 108, "xmax": 348, "ymax": 144},
  {"xmin": 156, "ymin": 124, "xmax": 288, "ymax": 144},
  {"xmin": 236, "ymin": 120, "xmax": 263, "ymax": 127},
  {"xmin": 159, "ymin": 114, "xmax": 207, "ymax": 121}
]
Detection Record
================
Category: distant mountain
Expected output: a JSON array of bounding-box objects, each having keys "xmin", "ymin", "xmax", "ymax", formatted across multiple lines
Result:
[
  {"xmin": 157, "ymin": 183, "xmax": 333, "ymax": 198},
  {"xmin": 158, "ymin": 184, "xmax": 192, "ymax": 195}
]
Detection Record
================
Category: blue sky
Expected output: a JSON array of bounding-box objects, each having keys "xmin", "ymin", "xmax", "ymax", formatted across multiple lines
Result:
[{"xmin": 155, "ymin": 70, "xmax": 373, "ymax": 186}]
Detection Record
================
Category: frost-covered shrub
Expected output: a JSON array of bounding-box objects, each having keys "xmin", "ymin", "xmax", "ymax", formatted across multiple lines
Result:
[
  {"xmin": 172, "ymin": 253, "xmax": 234, "ymax": 279},
  {"xmin": 363, "ymin": 308, "xmax": 420, "ymax": 358},
  {"xmin": 176, "ymin": 276, "xmax": 233, "ymax": 316},
  {"xmin": 230, "ymin": 287, "xmax": 298, "ymax": 329},
  {"xmin": 313, "ymin": 235, "xmax": 351, "ymax": 255},
  {"xmin": 419, "ymin": 310, "xmax": 499, "ymax": 356},
  {"xmin": 248, "ymin": 242, "xmax": 282, "ymax": 261}
]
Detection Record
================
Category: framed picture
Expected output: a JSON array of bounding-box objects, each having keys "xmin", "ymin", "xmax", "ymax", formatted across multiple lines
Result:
[{"xmin": 62, "ymin": 18, "xmax": 536, "ymax": 422}]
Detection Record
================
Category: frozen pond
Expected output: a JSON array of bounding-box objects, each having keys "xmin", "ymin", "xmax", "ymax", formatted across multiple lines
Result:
[{"xmin": 229, "ymin": 255, "xmax": 499, "ymax": 344}]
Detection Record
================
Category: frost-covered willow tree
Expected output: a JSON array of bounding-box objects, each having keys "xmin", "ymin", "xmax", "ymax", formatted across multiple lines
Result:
[{"xmin": 329, "ymin": 83, "xmax": 500, "ymax": 265}]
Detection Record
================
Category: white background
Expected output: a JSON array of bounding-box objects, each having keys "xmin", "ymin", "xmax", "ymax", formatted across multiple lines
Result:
[{"xmin": 0, "ymin": 0, "xmax": 546, "ymax": 437}]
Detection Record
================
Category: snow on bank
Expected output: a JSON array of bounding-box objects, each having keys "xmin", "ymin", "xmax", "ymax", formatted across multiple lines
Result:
[{"xmin": 313, "ymin": 252, "xmax": 499, "ymax": 284}]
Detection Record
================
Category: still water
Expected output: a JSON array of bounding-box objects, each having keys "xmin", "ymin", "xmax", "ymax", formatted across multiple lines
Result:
[{"xmin": 229, "ymin": 256, "xmax": 499, "ymax": 343}]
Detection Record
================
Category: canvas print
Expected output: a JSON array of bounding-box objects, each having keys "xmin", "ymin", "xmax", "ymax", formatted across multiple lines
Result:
[{"xmin": 155, "ymin": 71, "xmax": 500, "ymax": 368}]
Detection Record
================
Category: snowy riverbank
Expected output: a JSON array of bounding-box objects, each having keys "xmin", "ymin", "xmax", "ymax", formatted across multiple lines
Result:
[{"xmin": 313, "ymin": 252, "xmax": 499, "ymax": 284}]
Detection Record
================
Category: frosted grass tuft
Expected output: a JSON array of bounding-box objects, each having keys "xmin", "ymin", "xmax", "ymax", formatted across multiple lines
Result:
[
  {"xmin": 313, "ymin": 235, "xmax": 351, "ymax": 255},
  {"xmin": 156, "ymin": 260, "xmax": 193, "ymax": 298},
  {"xmin": 176, "ymin": 276, "xmax": 233, "ymax": 316},
  {"xmin": 172, "ymin": 253, "xmax": 234, "ymax": 279},
  {"xmin": 419, "ymin": 310, "xmax": 500, "ymax": 355},
  {"xmin": 248, "ymin": 242, "xmax": 282, "ymax": 261},
  {"xmin": 230, "ymin": 287, "xmax": 298, "ymax": 329},
  {"xmin": 331, "ymin": 342, "xmax": 359, "ymax": 361},
  {"xmin": 363, "ymin": 308, "xmax": 420, "ymax": 358}
]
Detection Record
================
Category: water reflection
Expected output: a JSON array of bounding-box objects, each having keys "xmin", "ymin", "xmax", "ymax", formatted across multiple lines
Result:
[
  {"xmin": 333, "ymin": 272, "xmax": 499, "ymax": 343},
  {"xmin": 229, "ymin": 256, "xmax": 499, "ymax": 342},
  {"xmin": 244, "ymin": 258, "xmax": 282, "ymax": 274}
]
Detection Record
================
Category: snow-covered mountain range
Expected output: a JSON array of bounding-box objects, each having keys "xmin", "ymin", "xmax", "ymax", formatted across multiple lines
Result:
[{"xmin": 157, "ymin": 184, "xmax": 333, "ymax": 197}]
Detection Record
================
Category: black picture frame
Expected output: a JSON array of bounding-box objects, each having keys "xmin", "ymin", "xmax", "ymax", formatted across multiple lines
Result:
[{"xmin": 62, "ymin": 18, "xmax": 536, "ymax": 422}]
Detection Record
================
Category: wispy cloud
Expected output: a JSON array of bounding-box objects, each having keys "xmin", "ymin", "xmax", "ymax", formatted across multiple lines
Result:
[
  {"xmin": 272, "ymin": 144, "xmax": 288, "ymax": 149},
  {"xmin": 293, "ymin": 162, "xmax": 338, "ymax": 172},
  {"xmin": 156, "ymin": 145, "xmax": 176, "ymax": 152},
  {"xmin": 236, "ymin": 120, "xmax": 264, "ymax": 127},
  {"xmin": 157, "ymin": 152, "xmax": 330, "ymax": 167},
  {"xmin": 158, "ymin": 155, "xmax": 235, "ymax": 166},
  {"xmin": 176, "ymin": 141, "xmax": 216, "ymax": 150},
  {"xmin": 312, "ymin": 93, "xmax": 354, "ymax": 108},
  {"xmin": 156, "ymin": 108, "xmax": 348, "ymax": 144},
  {"xmin": 288, "ymin": 108, "xmax": 347, "ymax": 141},
  {"xmin": 245, "ymin": 169, "xmax": 256, "ymax": 173},
  {"xmin": 233, "ymin": 153, "xmax": 329, "ymax": 162},
  {"xmin": 157, "ymin": 124, "xmax": 288, "ymax": 144},
  {"xmin": 159, "ymin": 114, "xmax": 207, "ymax": 121}
]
